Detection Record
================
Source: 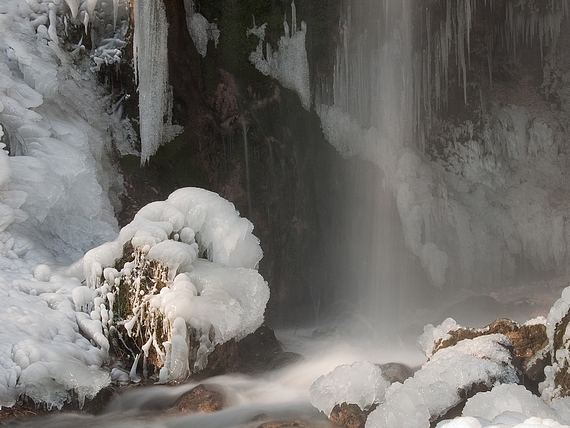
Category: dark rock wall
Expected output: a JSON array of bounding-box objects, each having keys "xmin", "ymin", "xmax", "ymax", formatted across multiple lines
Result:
[{"xmin": 117, "ymin": 0, "xmax": 349, "ymax": 327}]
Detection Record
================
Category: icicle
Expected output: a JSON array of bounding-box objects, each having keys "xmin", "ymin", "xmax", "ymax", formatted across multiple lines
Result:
[
  {"xmin": 64, "ymin": 0, "xmax": 79, "ymax": 18},
  {"xmin": 133, "ymin": 0, "xmax": 181, "ymax": 163},
  {"xmin": 291, "ymin": 0, "xmax": 297, "ymax": 35},
  {"xmin": 113, "ymin": 0, "xmax": 118, "ymax": 29},
  {"xmin": 487, "ymin": 33, "xmax": 493, "ymax": 90},
  {"xmin": 129, "ymin": 353, "xmax": 141, "ymax": 382}
]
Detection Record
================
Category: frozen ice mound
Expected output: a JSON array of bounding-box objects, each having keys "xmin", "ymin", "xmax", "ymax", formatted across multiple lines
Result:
[
  {"xmin": 462, "ymin": 384, "xmax": 558, "ymax": 422},
  {"xmin": 79, "ymin": 187, "xmax": 268, "ymax": 381},
  {"xmin": 183, "ymin": 0, "xmax": 219, "ymax": 57},
  {"xmin": 0, "ymin": 268, "xmax": 111, "ymax": 409}
]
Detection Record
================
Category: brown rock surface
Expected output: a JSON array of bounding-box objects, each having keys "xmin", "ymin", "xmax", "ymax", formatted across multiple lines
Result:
[
  {"xmin": 431, "ymin": 318, "xmax": 548, "ymax": 387},
  {"xmin": 168, "ymin": 384, "xmax": 223, "ymax": 414},
  {"xmin": 329, "ymin": 402, "xmax": 373, "ymax": 428}
]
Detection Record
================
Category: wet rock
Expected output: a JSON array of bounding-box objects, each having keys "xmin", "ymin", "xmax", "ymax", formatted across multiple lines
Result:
[
  {"xmin": 329, "ymin": 402, "xmax": 374, "ymax": 428},
  {"xmin": 168, "ymin": 384, "xmax": 223, "ymax": 414},
  {"xmin": 256, "ymin": 420, "xmax": 312, "ymax": 428},
  {"xmin": 542, "ymin": 295, "xmax": 570, "ymax": 400},
  {"xmin": 377, "ymin": 362, "xmax": 415, "ymax": 384},
  {"xmin": 191, "ymin": 339, "xmax": 240, "ymax": 381},
  {"xmin": 237, "ymin": 325, "xmax": 303, "ymax": 373}
]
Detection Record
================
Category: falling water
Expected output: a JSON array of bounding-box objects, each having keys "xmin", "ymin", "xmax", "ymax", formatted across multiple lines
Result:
[
  {"xmin": 241, "ymin": 118, "xmax": 252, "ymax": 217},
  {"xmin": 315, "ymin": 0, "xmax": 570, "ymax": 334},
  {"xmin": 316, "ymin": 0, "xmax": 432, "ymax": 334}
]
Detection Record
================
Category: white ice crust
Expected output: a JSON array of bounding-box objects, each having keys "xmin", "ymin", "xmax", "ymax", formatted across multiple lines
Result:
[
  {"xmin": 309, "ymin": 360, "xmax": 389, "ymax": 417},
  {"xmin": 248, "ymin": 1, "xmax": 311, "ymax": 110},
  {"xmin": 133, "ymin": 0, "xmax": 182, "ymax": 163},
  {"xmin": 183, "ymin": 0, "xmax": 220, "ymax": 57}
]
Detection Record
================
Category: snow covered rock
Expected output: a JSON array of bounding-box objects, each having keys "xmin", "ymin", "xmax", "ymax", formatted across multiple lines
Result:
[
  {"xmin": 421, "ymin": 317, "xmax": 549, "ymax": 388},
  {"xmin": 540, "ymin": 286, "xmax": 570, "ymax": 401},
  {"xmin": 366, "ymin": 334, "xmax": 519, "ymax": 428},
  {"xmin": 310, "ymin": 333, "xmax": 518, "ymax": 428},
  {"xmin": 75, "ymin": 187, "xmax": 269, "ymax": 383},
  {"xmin": 310, "ymin": 361, "xmax": 389, "ymax": 418}
]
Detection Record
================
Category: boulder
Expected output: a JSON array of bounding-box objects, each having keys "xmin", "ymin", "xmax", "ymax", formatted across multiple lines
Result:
[
  {"xmin": 377, "ymin": 363, "xmax": 415, "ymax": 384},
  {"xmin": 167, "ymin": 384, "xmax": 223, "ymax": 413},
  {"xmin": 431, "ymin": 317, "xmax": 549, "ymax": 390},
  {"xmin": 237, "ymin": 325, "xmax": 303, "ymax": 373},
  {"xmin": 329, "ymin": 402, "xmax": 375, "ymax": 428}
]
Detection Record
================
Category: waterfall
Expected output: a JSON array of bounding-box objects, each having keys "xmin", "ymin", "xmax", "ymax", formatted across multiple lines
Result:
[{"xmin": 316, "ymin": 0, "xmax": 570, "ymax": 316}]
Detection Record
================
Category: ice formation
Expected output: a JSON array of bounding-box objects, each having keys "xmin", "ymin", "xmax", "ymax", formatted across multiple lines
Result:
[
  {"xmin": 248, "ymin": 1, "xmax": 311, "ymax": 111},
  {"xmin": 74, "ymin": 187, "xmax": 268, "ymax": 382},
  {"xmin": 309, "ymin": 330, "xmax": 537, "ymax": 428},
  {"xmin": 0, "ymin": 0, "xmax": 268, "ymax": 408},
  {"xmin": 0, "ymin": 0, "xmax": 132, "ymax": 262},
  {"xmin": 436, "ymin": 384, "xmax": 570, "ymax": 427},
  {"xmin": 133, "ymin": 0, "xmax": 182, "ymax": 163},
  {"xmin": 183, "ymin": 0, "xmax": 220, "ymax": 57},
  {"xmin": 0, "ymin": 0, "xmax": 136, "ymax": 409},
  {"xmin": 309, "ymin": 360, "xmax": 389, "ymax": 417},
  {"xmin": 366, "ymin": 334, "xmax": 519, "ymax": 428},
  {"xmin": 540, "ymin": 286, "xmax": 570, "ymax": 401}
]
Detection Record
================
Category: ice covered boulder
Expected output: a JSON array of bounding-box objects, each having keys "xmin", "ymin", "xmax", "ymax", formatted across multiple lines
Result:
[
  {"xmin": 366, "ymin": 334, "xmax": 519, "ymax": 428},
  {"xmin": 421, "ymin": 317, "xmax": 549, "ymax": 388},
  {"xmin": 310, "ymin": 361, "xmax": 389, "ymax": 418},
  {"xmin": 74, "ymin": 187, "xmax": 269, "ymax": 383},
  {"xmin": 540, "ymin": 286, "xmax": 570, "ymax": 401}
]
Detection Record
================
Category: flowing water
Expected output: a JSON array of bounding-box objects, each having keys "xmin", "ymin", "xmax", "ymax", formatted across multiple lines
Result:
[{"xmin": 4, "ymin": 329, "xmax": 426, "ymax": 427}]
